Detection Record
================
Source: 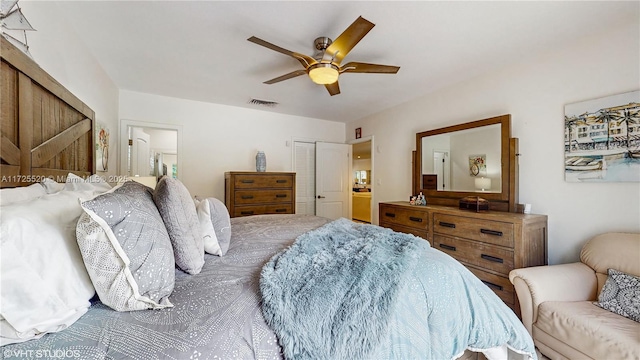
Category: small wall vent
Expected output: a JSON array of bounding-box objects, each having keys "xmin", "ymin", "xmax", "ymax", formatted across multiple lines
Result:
[{"xmin": 248, "ymin": 98, "xmax": 278, "ymax": 108}]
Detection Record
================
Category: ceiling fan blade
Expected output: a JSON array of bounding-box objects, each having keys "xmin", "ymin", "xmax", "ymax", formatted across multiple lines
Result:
[
  {"xmin": 340, "ymin": 62, "xmax": 400, "ymax": 74},
  {"xmin": 248, "ymin": 36, "xmax": 316, "ymax": 69},
  {"xmin": 325, "ymin": 81, "xmax": 340, "ymax": 96},
  {"xmin": 264, "ymin": 69, "xmax": 307, "ymax": 84},
  {"xmin": 324, "ymin": 16, "xmax": 375, "ymax": 64}
]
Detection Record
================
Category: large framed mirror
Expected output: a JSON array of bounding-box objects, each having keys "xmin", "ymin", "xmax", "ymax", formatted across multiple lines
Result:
[
  {"xmin": 413, "ymin": 114, "xmax": 519, "ymax": 212},
  {"xmin": 119, "ymin": 119, "xmax": 183, "ymax": 185}
]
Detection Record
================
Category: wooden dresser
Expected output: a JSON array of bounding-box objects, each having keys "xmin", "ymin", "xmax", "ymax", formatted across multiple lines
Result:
[
  {"xmin": 379, "ymin": 201, "xmax": 547, "ymax": 314},
  {"xmin": 224, "ymin": 172, "xmax": 296, "ymax": 217}
]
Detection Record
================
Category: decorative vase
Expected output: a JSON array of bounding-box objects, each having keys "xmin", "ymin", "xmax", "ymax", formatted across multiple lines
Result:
[{"xmin": 256, "ymin": 151, "xmax": 266, "ymax": 172}]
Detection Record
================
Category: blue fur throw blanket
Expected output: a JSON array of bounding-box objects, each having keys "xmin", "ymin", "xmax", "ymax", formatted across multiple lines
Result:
[{"xmin": 260, "ymin": 218, "xmax": 423, "ymax": 360}]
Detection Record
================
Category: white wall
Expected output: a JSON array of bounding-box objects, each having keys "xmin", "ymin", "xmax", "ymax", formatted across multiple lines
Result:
[
  {"xmin": 18, "ymin": 2, "xmax": 120, "ymax": 178},
  {"xmin": 119, "ymin": 90, "xmax": 345, "ymax": 199},
  {"xmin": 348, "ymin": 23, "xmax": 640, "ymax": 264},
  {"xmin": 353, "ymin": 159, "xmax": 371, "ymax": 171}
]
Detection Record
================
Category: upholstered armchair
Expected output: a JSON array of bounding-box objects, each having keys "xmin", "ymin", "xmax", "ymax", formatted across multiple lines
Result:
[{"xmin": 509, "ymin": 232, "xmax": 640, "ymax": 360}]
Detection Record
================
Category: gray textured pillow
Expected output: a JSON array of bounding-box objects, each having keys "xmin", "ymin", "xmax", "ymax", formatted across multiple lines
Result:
[
  {"xmin": 77, "ymin": 180, "xmax": 175, "ymax": 311},
  {"xmin": 594, "ymin": 268, "xmax": 640, "ymax": 322},
  {"xmin": 154, "ymin": 176, "xmax": 204, "ymax": 274}
]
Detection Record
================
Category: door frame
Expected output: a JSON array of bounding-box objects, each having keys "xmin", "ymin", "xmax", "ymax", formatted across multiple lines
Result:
[
  {"xmin": 119, "ymin": 119, "xmax": 183, "ymax": 179},
  {"xmin": 349, "ymin": 135, "xmax": 374, "ymax": 224},
  {"xmin": 432, "ymin": 149, "xmax": 450, "ymax": 191}
]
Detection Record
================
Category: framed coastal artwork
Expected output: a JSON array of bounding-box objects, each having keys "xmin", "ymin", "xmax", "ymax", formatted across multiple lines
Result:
[
  {"xmin": 95, "ymin": 122, "xmax": 110, "ymax": 172},
  {"xmin": 564, "ymin": 90, "xmax": 640, "ymax": 182}
]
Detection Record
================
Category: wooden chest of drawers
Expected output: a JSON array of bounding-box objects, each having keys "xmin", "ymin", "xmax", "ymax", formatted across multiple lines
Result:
[
  {"xmin": 224, "ymin": 172, "xmax": 296, "ymax": 217},
  {"xmin": 379, "ymin": 201, "xmax": 547, "ymax": 314},
  {"xmin": 379, "ymin": 202, "xmax": 429, "ymax": 240}
]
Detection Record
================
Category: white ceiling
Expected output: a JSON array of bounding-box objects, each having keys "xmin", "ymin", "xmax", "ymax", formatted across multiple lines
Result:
[{"xmin": 54, "ymin": 1, "xmax": 638, "ymax": 123}]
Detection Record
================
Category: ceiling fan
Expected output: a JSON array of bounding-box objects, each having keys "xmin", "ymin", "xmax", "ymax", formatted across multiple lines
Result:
[{"xmin": 248, "ymin": 16, "xmax": 400, "ymax": 96}]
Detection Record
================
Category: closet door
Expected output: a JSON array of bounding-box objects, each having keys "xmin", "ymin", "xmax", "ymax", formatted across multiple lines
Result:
[
  {"xmin": 315, "ymin": 142, "xmax": 351, "ymax": 220},
  {"xmin": 294, "ymin": 141, "xmax": 316, "ymax": 215}
]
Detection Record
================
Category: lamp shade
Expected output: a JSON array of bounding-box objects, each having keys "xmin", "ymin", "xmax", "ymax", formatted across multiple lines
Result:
[
  {"xmin": 475, "ymin": 177, "xmax": 491, "ymax": 191},
  {"xmin": 308, "ymin": 63, "xmax": 339, "ymax": 85}
]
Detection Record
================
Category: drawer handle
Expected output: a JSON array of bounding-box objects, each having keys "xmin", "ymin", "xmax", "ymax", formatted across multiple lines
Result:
[
  {"xmin": 240, "ymin": 211, "xmax": 254, "ymax": 215},
  {"xmin": 481, "ymin": 254, "xmax": 504, "ymax": 263},
  {"xmin": 240, "ymin": 180, "xmax": 255, "ymax": 184},
  {"xmin": 275, "ymin": 194, "xmax": 287, "ymax": 198},
  {"xmin": 480, "ymin": 229, "xmax": 503, "ymax": 237},
  {"xmin": 481, "ymin": 280, "xmax": 504, "ymax": 291},
  {"xmin": 241, "ymin": 195, "xmax": 254, "ymax": 199},
  {"xmin": 439, "ymin": 244, "xmax": 456, "ymax": 251},
  {"xmin": 439, "ymin": 221, "xmax": 456, "ymax": 228},
  {"xmin": 409, "ymin": 216, "xmax": 423, "ymax": 223},
  {"xmin": 276, "ymin": 180, "xmax": 287, "ymax": 183},
  {"xmin": 275, "ymin": 208, "xmax": 287, "ymax": 213},
  {"xmin": 385, "ymin": 212, "xmax": 396, "ymax": 218}
]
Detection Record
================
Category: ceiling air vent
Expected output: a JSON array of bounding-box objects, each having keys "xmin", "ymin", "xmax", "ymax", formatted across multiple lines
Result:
[{"xmin": 248, "ymin": 98, "xmax": 278, "ymax": 108}]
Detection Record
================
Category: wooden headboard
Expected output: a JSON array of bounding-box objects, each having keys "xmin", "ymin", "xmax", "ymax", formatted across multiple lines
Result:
[{"xmin": 1, "ymin": 37, "xmax": 95, "ymax": 188}]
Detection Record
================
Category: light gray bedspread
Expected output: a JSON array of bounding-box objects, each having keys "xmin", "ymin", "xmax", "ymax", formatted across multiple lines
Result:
[{"xmin": 2, "ymin": 215, "xmax": 330, "ymax": 360}]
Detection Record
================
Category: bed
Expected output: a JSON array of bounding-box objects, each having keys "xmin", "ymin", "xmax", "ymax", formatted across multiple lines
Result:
[{"xmin": 0, "ymin": 38, "xmax": 535, "ymax": 360}]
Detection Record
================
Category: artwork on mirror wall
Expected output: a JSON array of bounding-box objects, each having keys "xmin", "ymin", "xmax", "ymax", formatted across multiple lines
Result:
[
  {"xmin": 564, "ymin": 90, "xmax": 640, "ymax": 182},
  {"xmin": 468, "ymin": 154, "xmax": 486, "ymax": 177},
  {"xmin": 95, "ymin": 122, "xmax": 110, "ymax": 172}
]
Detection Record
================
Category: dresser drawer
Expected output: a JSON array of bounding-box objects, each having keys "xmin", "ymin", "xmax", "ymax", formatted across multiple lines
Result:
[
  {"xmin": 234, "ymin": 189, "xmax": 293, "ymax": 204},
  {"xmin": 433, "ymin": 213, "xmax": 514, "ymax": 248},
  {"xmin": 379, "ymin": 221, "xmax": 429, "ymax": 242},
  {"xmin": 434, "ymin": 235, "xmax": 514, "ymax": 276},
  {"xmin": 233, "ymin": 204, "xmax": 293, "ymax": 217},
  {"xmin": 467, "ymin": 267, "xmax": 515, "ymax": 306},
  {"xmin": 379, "ymin": 206, "xmax": 429, "ymax": 230},
  {"xmin": 233, "ymin": 174, "xmax": 293, "ymax": 189}
]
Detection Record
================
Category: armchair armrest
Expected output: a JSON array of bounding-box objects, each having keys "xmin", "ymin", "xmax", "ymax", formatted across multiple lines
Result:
[{"xmin": 509, "ymin": 262, "xmax": 597, "ymax": 335}]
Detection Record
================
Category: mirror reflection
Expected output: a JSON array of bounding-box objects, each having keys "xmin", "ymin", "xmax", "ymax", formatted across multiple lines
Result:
[
  {"xmin": 127, "ymin": 126, "xmax": 178, "ymax": 179},
  {"xmin": 421, "ymin": 123, "xmax": 501, "ymax": 192},
  {"xmin": 354, "ymin": 170, "xmax": 371, "ymax": 185}
]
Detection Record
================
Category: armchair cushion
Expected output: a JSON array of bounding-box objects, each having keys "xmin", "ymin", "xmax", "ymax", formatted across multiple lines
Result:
[
  {"xmin": 594, "ymin": 268, "xmax": 640, "ymax": 322},
  {"xmin": 535, "ymin": 301, "xmax": 640, "ymax": 360},
  {"xmin": 511, "ymin": 232, "xmax": 640, "ymax": 360}
]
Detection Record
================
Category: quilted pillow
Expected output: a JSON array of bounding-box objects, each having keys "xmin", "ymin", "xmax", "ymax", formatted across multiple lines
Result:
[
  {"xmin": 594, "ymin": 268, "xmax": 640, "ymax": 322},
  {"xmin": 77, "ymin": 180, "xmax": 175, "ymax": 311},
  {"xmin": 154, "ymin": 176, "xmax": 204, "ymax": 274}
]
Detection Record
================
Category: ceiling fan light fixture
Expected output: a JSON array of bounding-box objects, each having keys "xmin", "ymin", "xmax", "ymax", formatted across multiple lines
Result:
[{"xmin": 307, "ymin": 63, "xmax": 339, "ymax": 85}]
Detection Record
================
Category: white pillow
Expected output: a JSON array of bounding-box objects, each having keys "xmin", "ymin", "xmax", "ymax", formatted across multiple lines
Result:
[
  {"xmin": 195, "ymin": 197, "xmax": 231, "ymax": 256},
  {"xmin": 0, "ymin": 190, "xmax": 97, "ymax": 346},
  {"xmin": 41, "ymin": 178, "xmax": 65, "ymax": 194},
  {"xmin": 0, "ymin": 183, "xmax": 46, "ymax": 206},
  {"xmin": 64, "ymin": 173, "xmax": 111, "ymax": 193},
  {"xmin": 196, "ymin": 199, "xmax": 221, "ymax": 255}
]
